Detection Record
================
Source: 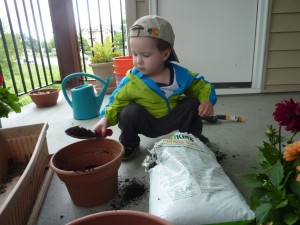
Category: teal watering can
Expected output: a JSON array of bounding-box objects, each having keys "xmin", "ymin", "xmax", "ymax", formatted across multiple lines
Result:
[{"xmin": 62, "ymin": 72, "xmax": 113, "ymax": 120}]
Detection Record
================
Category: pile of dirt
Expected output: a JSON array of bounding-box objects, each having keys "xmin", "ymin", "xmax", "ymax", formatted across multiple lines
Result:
[
  {"xmin": 65, "ymin": 126, "xmax": 97, "ymax": 139},
  {"xmin": 109, "ymin": 176, "xmax": 149, "ymax": 210}
]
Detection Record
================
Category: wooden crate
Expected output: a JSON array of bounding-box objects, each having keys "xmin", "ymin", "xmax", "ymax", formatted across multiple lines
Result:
[{"xmin": 0, "ymin": 123, "xmax": 52, "ymax": 225}]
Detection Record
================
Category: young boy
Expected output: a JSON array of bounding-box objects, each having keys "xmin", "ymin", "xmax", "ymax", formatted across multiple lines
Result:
[{"xmin": 93, "ymin": 15, "xmax": 217, "ymax": 160}]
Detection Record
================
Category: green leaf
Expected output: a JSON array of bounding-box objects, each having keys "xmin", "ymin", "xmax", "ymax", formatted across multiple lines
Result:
[
  {"xmin": 289, "ymin": 175, "xmax": 300, "ymax": 199},
  {"xmin": 267, "ymin": 160, "xmax": 284, "ymax": 188},
  {"xmin": 255, "ymin": 203, "xmax": 273, "ymax": 224},
  {"xmin": 240, "ymin": 174, "xmax": 263, "ymax": 188},
  {"xmin": 260, "ymin": 143, "xmax": 281, "ymax": 165},
  {"xmin": 266, "ymin": 188, "xmax": 287, "ymax": 209},
  {"xmin": 283, "ymin": 212, "xmax": 298, "ymax": 225},
  {"xmin": 0, "ymin": 102, "xmax": 10, "ymax": 118},
  {"xmin": 274, "ymin": 197, "xmax": 288, "ymax": 209},
  {"xmin": 249, "ymin": 188, "xmax": 269, "ymax": 209},
  {"xmin": 287, "ymin": 194, "xmax": 300, "ymax": 209},
  {"xmin": 0, "ymin": 87, "xmax": 22, "ymax": 118}
]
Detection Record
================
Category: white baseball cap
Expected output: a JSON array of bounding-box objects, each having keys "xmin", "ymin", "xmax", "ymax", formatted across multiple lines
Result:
[{"xmin": 129, "ymin": 15, "xmax": 179, "ymax": 62}]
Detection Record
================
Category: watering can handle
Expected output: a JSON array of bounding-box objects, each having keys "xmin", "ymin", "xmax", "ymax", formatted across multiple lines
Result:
[{"xmin": 62, "ymin": 72, "xmax": 113, "ymax": 107}]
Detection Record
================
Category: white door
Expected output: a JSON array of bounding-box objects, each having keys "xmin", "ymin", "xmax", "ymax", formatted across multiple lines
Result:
[{"xmin": 156, "ymin": 0, "xmax": 258, "ymax": 86}]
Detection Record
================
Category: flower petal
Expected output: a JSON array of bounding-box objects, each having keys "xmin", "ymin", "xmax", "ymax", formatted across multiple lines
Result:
[
  {"xmin": 273, "ymin": 98, "xmax": 300, "ymax": 133},
  {"xmin": 283, "ymin": 141, "xmax": 300, "ymax": 161}
]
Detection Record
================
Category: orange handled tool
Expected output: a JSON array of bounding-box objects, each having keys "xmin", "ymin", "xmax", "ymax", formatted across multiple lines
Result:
[{"xmin": 203, "ymin": 115, "xmax": 243, "ymax": 123}]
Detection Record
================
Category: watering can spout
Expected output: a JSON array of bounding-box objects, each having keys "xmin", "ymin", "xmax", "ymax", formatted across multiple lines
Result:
[
  {"xmin": 61, "ymin": 72, "xmax": 113, "ymax": 120},
  {"xmin": 96, "ymin": 76, "xmax": 113, "ymax": 110}
]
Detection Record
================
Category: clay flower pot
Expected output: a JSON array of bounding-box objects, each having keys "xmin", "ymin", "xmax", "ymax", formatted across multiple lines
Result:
[
  {"xmin": 28, "ymin": 88, "xmax": 60, "ymax": 108},
  {"xmin": 113, "ymin": 56, "xmax": 133, "ymax": 86},
  {"xmin": 49, "ymin": 138, "xmax": 124, "ymax": 207},
  {"xmin": 66, "ymin": 210, "xmax": 174, "ymax": 225}
]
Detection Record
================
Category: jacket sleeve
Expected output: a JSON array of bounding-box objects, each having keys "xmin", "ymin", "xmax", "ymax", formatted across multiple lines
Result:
[
  {"xmin": 100, "ymin": 79, "xmax": 132, "ymax": 126},
  {"xmin": 185, "ymin": 73, "xmax": 217, "ymax": 105}
]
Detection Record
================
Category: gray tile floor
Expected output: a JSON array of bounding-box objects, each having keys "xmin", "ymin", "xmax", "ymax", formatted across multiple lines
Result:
[{"xmin": 2, "ymin": 91, "xmax": 300, "ymax": 224}]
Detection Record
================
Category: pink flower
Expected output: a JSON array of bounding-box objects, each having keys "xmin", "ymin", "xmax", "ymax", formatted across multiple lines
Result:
[{"xmin": 273, "ymin": 98, "xmax": 300, "ymax": 133}]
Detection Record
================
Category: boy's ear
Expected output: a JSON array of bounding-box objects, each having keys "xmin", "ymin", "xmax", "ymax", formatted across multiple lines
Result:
[{"xmin": 163, "ymin": 49, "xmax": 172, "ymax": 61}]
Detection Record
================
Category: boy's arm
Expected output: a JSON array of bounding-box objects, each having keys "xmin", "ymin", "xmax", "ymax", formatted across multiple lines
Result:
[{"xmin": 185, "ymin": 75, "xmax": 217, "ymax": 106}]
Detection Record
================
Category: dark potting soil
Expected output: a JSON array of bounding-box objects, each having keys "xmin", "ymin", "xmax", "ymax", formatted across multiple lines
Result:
[
  {"xmin": 213, "ymin": 150, "xmax": 228, "ymax": 163},
  {"xmin": 65, "ymin": 126, "xmax": 97, "ymax": 139},
  {"xmin": 72, "ymin": 164, "xmax": 101, "ymax": 173},
  {"xmin": 0, "ymin": 161, "xmax": 27, "ymax": 194},
  {"xmin": 109, "ymin": 176, "xmax": 149, "ymax": 210}
]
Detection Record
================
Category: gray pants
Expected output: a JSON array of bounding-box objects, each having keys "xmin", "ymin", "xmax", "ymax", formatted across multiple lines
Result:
[{"xmin": 118, "ymin": 97, "xmax": 203, "ymax": 148}]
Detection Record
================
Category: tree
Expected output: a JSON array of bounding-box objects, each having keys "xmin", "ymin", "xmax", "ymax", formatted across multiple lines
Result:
[
  {"xmin": 77, "ymin": 36, "xmax": 91, "ymax": 54},
  {"xmin": 0, "ymin": 29, "xmax": 23, "ymax": 85}
]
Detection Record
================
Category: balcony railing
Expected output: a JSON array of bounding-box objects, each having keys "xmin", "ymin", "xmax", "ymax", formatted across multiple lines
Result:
[{"xmin": 0, "ymin": 0, "xmax": 127, "ymax": 96}]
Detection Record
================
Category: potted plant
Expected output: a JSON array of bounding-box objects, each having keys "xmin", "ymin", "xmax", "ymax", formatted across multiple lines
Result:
[
  {"xmin": 89, "ymin": 36, "xmax": 122, "ymax": 94},
  {"xmin": 50, "ymin": 138, "xmax": 124, "ymax": 207},
  {"xmin": 241, "ymin": 98, "xmax": 300, "ymax": 225},
  {"xmin": 66, "ymin": 210, "xmax": 174, "ymax": 225},
  {"xmin": 0, "ymin": 71, "xmax": 22, "ymax": 128},
  {"xmin": 28, "ymin": 88, "xmax": 60, "ymax": 108},
  {"xmin": 113, "ymin": 55, "xmax": 133, "ymax": 86}
]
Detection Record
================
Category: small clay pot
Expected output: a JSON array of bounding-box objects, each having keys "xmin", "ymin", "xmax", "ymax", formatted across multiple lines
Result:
[
  {"xmin": 66, "ymin": 210, "xmax": 174, "ymax": 225},
  {"xmin": 50, "ymin": 138, "xmax": 124, "ymax": 207},
  {"xmin": 28, "ymin": 88, "xmax": 60, "ymax": 108}
]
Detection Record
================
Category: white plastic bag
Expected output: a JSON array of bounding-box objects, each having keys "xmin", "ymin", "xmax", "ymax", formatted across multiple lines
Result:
[{"xmin": 143, "ymin": 132, "xmax": 255, "ymax": 225}]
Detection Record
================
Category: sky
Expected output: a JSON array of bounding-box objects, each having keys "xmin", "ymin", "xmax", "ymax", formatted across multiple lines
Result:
[{"xmin": 0, "ymin": 0, "xmax": 126, "ymax": 41}]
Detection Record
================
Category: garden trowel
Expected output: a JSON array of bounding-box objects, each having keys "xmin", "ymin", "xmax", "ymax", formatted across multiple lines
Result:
[{"xmin": 65, "ymin": 126, "xmax": 113, "ymax": 139}]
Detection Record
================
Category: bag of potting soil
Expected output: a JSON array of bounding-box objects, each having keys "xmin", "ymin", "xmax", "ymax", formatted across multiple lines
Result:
[{"xmin": 143, "ymin": 132, "xmax": 255, "ymax": 225}]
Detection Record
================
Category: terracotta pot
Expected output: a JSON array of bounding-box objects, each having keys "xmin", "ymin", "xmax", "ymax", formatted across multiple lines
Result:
[
  {"xmin": 89, "ymin": 62, "xmax": 115, "ymax": 94},
  {"xmin": 66, "ymin": 210, "xmax": 174, "ymax": 225},
  {"xmin": 28, "ymin": 88, "xmax": 60, "ymax": 108},
  {"xmin": 113, "ymin": 56, "xmax": 133, "ymax": 86},
  {"xmin": 50, "ymin": 138, "xmax": 124, "ymax": 207}
]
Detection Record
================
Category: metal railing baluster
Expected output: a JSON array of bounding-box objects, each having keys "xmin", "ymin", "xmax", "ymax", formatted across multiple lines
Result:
[{"xmin": 0, "ymin": 0, "xmax": 127, "ymax": 96}]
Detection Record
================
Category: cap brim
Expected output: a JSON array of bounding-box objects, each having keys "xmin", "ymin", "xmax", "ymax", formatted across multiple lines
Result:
[{"xmin": 168, "ymin": 48, "xmax": 179, "ymax": 62}]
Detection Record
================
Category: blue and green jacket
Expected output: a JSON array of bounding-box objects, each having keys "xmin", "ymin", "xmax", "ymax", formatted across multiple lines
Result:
[{"xmin": 100, "ymin": 63, "xmax": 217, "ymax": 126}]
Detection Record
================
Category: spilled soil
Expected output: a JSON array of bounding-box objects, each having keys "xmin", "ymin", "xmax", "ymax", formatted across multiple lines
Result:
[{"xmin": 109, "ymin": 176, "xmax": 149, "ymax": 210}]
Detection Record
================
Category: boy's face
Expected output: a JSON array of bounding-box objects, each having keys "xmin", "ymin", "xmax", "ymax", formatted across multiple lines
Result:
[{"xmin": 130, "ymin": 37, "xmax": 170, "ymax": 76}]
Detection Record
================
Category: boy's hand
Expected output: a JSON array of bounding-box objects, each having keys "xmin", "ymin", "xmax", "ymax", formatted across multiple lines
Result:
[
  {"xmin": 198, "ymin": 101, "xmax": 214, "ymax": 117},
  {"xmin": 93, "ymin": 117, "xmax": 110, "ymax": 137}
]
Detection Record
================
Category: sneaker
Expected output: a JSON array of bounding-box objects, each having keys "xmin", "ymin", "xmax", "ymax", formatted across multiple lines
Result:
[{"xmin": 122, "ymin": 146, "xmax": 139, "ymax": 161}]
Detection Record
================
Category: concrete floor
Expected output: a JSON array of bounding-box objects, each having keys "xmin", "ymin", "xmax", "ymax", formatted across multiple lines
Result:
[{"xmin": 2, "ymin": 91, "xmax": 300, "ymax": 224}]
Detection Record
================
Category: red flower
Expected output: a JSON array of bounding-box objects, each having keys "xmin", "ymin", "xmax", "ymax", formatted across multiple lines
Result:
[
  {"xmin": 273, "ymin": 98, "xmax": 300, "ymax": 133},
  {"xmin": 0, "ymin": 73, "xmax": 4, "ymax": 86}
]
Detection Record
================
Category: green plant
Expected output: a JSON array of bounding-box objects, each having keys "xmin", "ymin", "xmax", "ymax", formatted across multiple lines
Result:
[
  {"xmin": 0, "ymin": 69, "xmax": 22, "ymax": 118},
  {"xmin": 90, "ymin": 37, "xmax": 122, "ymax": 63},
  {"xmin": 0, "ymin": 86, "xmax": 22, "ymax": 118},
  {"xmin": 242, "ymin": 98, "xmax": 300, "ymax": 225}
]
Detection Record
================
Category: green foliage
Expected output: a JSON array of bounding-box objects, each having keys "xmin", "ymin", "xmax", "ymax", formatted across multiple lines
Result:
[
  {"xmin": 241, "ymin": 125, "xmax": 300, "ymax": 225},
  {"xmin": 0, "ymin": 32, "xmax": 23, "ymax": 78},
  {"xmin": 0, "ymin": 87, "xmax": 22, "ymax": 118},
  {"xmin": 77, "ymin": 36, "xmax": 91, "ymax": 53},
  {"xmin": 90, "ymin": 37, "xmax": 122, "ymax": 63},
  {"xmin": 114, "ymin": 30, "xmax": 127, "ymax": 49}
]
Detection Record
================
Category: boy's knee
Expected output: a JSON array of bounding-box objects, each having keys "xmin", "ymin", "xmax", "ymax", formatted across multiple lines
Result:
[
  {"xmin": 180, "ymin": 97, "xmax": 199, "ymax": 108},
  {"xmin": 119, "ymin": 103, "xmax": 143, "ymax": 121}
]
